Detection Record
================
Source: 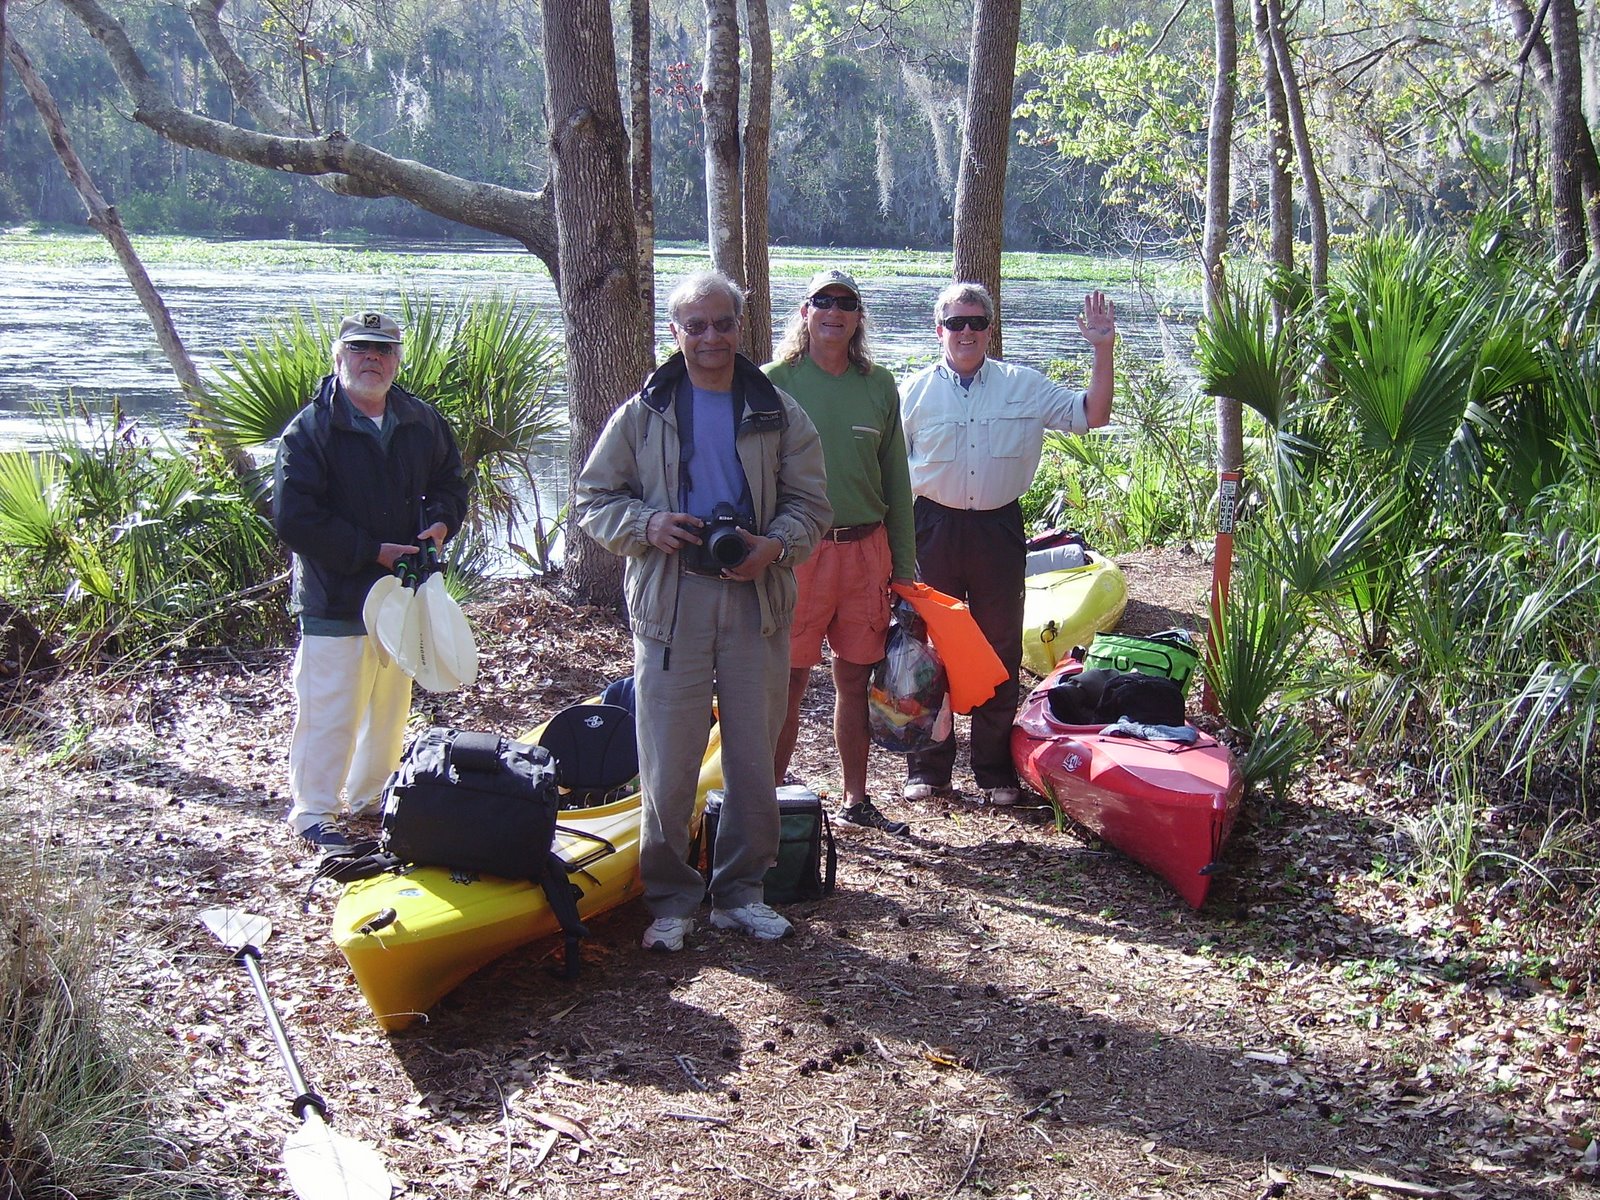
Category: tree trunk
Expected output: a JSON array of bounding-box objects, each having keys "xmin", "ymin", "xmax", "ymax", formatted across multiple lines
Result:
[
  {"xmin": 741, "ymin": 0, "xmax": 773, "ymax": 363},
  {"xmin": 701, "ymin": 0, "xmax": 744, "ymax": 284},
  {"xmin": 1505, "ymin": 0, "xmax": 1600, "ymax": 257},
  {"xmin": 952, "ymin": 0, "xmax": 1021, "ymax": 359},
  {"xmin": 1252, "ymin": 0, "xmax": 1294, "ymax": 284},
  {"xmin": 1206, "ymin": 0, "xmax": 1243, "ymax": 473},
  {"xmin": 542, "ymin": 0, "xmax": 653, "ymax": 609},
  {"xmin": 1, "ymin": 0, "xmax": 8, "ymax": 156},
  {"xmin": 1550, "ymin": 0, "xmax": 1596, "ymax": 271},
  {"xmin": 6, "ymin": 27, "xmax": 259, "ymax": 497},
  {"xmin": 1266, "ymin": 0, "xmax": 1327, "ymax": 294},
  {"xmin": 630, "ymin": 0, "xmax": 655, "ymax": 315}
]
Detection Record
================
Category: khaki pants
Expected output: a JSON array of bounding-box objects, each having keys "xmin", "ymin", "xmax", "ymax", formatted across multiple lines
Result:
[{"xmin": 635, "ymin": 574, "xmax": 787, "ymax": 916}]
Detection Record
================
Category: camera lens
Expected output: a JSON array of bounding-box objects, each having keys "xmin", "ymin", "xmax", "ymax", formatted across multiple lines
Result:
[{"xmin": 707, "ymin": 526, "xmax": 748, "ymax": 567}]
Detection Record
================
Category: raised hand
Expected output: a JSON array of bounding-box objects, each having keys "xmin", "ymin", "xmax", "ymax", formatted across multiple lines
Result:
[{"xmin": 1077, "ymin": 290, "xmax": 1118, "ymax": 348}]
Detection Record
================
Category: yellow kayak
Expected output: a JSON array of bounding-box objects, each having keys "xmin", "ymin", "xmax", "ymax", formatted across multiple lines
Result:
[
  {"xmin": 1020, "ymin": 553, "xmax": 1128, "ymax": 676},
  {"xmin": 333, "ymin": 723, "xmax": 723, "ymax": 1031}
]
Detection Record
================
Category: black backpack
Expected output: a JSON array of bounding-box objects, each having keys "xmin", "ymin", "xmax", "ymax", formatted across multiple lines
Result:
[
  {"xmin": 1048, "ymin": 667, "xmax": 1186, "ymax": 727},
  {"xmin": 380, "ymin": 728, "xmax": 598, "ymax": 977}
]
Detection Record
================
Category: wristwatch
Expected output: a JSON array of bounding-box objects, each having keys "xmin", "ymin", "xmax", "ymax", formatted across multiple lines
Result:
[{"xmin": 770, "ymin": 530, "xmax": 791, "ymax": 565}]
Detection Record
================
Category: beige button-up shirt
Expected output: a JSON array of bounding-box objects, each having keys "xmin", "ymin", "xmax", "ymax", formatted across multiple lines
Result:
[{"xmin": 900, "ymin": 357, "xmax": 1088, "ymax": 512}]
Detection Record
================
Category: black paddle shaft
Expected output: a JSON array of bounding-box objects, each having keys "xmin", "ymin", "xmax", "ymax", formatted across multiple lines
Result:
[{"xmin": 239, "ymin": 945, "xmax": 329, "ymax": 1122}]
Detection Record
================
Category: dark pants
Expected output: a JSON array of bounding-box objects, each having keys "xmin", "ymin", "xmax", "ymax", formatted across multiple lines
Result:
[{"xmin": 906, "ymin": 497, "xmax": 1025, "ymax": 790}]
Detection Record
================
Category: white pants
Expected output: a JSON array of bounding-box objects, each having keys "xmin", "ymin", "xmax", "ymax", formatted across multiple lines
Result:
[{"xmin": 286, "ymin": 634, "xmax": 413, "ymax": 834}]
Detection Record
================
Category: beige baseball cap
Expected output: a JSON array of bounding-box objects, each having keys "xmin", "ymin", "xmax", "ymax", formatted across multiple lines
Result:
[
  {"xmin": 336, "ymin": 311, "xmax": 403, "ymax": 344},
  {"xmin": 805, "ymin": 269, "xmax": 861, "ymax": 299}
]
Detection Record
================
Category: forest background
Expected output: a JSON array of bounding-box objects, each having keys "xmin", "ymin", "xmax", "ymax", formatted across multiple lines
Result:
[
  {"xmin": 2, "ymin": 0, "xmax": 1600, "ymax": 1196},
  {"xmin": 3, "ymin": 0, "xmax": 1569, "ymax": 258}
]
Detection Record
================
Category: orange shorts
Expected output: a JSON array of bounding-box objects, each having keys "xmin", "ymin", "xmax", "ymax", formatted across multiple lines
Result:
[{"xmin": 788, "ymin": 526, "xmax": 893, "ymax": 668}]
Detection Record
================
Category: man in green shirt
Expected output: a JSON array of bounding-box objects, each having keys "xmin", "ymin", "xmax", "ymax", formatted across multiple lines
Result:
[{"xmin": 766, "ymin": 270, "xmax": 917, "ymax": 836}]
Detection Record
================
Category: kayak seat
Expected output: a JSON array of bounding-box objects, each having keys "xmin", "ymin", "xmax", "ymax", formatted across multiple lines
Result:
[{"xmin": 538, "ymin": 703, "xmax": 639, "ymax": 807}]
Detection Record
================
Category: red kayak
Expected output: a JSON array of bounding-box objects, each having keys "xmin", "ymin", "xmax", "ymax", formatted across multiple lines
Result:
[{"xmin": 1011, "ymin": 660, "xmax": 1243, "ymax": 908}]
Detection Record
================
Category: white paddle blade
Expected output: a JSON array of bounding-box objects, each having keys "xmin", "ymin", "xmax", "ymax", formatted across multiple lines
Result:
[
  {"xmin": 361, "ymin": 576, "xmax": 400, "ymax": 668},
  {"xmin": 374, "ymin": 583, "xmax": 421, "ymax": 680},
  {"xmin": 410, "ymin": 574, "xmax": 475, "ymax": 692},
  {"xmin": 198, "ymin": 907, "xmax": 271, "ymax": 952},
  {"xmin": 423, "ymin": 574, "xmax": 478, "ymax": 689},
  {"xmin": 283, "ymin": 1109, "xmax": 393, "ymax": 1200}
]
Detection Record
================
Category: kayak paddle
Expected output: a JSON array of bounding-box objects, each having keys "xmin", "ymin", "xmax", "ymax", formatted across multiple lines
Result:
[{"xmin": 197, "ymin": 908, "xmax": 393, "ymax": 1200}]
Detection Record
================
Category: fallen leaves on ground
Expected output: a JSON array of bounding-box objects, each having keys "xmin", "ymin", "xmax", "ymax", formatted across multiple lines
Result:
[{"xmin": 1, "ymin": 550, "xmax": 1595, "ymax": 1200}]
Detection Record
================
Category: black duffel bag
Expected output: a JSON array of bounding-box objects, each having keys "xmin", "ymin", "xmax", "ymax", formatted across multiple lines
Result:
[{"xmin": 381, "ymin": 727, "xmax": 592, "ymax": 976}]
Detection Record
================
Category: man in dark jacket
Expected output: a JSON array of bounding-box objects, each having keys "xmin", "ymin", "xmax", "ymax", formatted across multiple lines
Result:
[{"xmin": 274, "ymin": 311, "xmax": 468, "ymax": 851}]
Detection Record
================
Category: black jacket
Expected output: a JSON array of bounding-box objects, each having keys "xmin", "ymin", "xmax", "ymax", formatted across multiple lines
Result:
[{"xmin": 273, "ymin": 375, "xmax": 468, "ymax": 623}]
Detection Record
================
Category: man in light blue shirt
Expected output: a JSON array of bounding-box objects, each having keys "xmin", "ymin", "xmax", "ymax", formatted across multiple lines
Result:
[{"xmin": 899, "ymin": 282, "xmax": 1116, "ymax": 806}]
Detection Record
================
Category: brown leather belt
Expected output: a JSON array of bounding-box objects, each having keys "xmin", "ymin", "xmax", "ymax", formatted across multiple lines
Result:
[{"xmin": 823, "ymin": 522, "xmax": 882, "ymax": 544}]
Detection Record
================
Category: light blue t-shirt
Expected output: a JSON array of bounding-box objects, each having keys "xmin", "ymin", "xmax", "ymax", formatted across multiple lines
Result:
[{"xmin": 680, "ymin": 385, "xmax": 753, "ymax": 522}]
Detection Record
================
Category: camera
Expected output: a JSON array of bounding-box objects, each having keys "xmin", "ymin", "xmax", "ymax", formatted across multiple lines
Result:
[{"xmin": 695, "ymin": 502, "xmax": 751, "ymax": 571}]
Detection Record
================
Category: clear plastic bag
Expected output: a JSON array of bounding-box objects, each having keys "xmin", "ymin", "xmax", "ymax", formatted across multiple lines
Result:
[{"xmin": 868, "ymin": 601, "xmax": 953, "ymax": 753}]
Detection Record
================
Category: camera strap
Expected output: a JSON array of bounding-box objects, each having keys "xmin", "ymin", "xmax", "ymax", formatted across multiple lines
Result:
[{"xmin": 675, "ymin": 379, "xmax": 754, "ymax": 522}]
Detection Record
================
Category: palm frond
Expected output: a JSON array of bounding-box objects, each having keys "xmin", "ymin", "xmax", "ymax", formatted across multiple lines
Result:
[{"xmin": 1193, "ymin": 281, "xmax": 1299, "ymax": 427}]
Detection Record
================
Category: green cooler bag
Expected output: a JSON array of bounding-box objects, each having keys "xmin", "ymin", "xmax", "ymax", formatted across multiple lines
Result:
[
  {"xmin": 1082, "ymin": 629, "xmax": 1200, "ymax": 695},
  {"xmin": 699, "ymin": 785, "xmax": 837, "ymax": 904}
]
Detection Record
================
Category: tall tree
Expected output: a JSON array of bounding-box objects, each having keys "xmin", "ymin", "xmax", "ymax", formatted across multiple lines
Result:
[
  {"xmin": 1206, "ymin": 0, "xmax": 1243, "ymax": 473},
  {"xmin": 542, "ymin": 0, "xmax": 654, "ymax": 605},
  {"xmin": 742, "ymin": 0, "xmax": 774, "ymax": 363},
  {"xmin": 1266, "ymin": 0, "xmax": 1327, "ymax": 293},
  {"xmin": 1251, "ymin": 0, "xmax": 1293, "ymax": 282},
  {"xmin": 1548, "ymin": 0, "xmax": 1595, "ymax": 272},
  {"xmin": 630, "ymin": 0, "xmax": 656, "ymax": 314},
  {"xmin": 952, "ymin": 0, "xmax": 1022, "ymax": 358},
  {"xmin": 1505, "ymin": 0, "xmax": 1600, "ymax": 263},
  {"xmin": 701, "ymin": 0, "xmax": 744, "ymax": 283}
]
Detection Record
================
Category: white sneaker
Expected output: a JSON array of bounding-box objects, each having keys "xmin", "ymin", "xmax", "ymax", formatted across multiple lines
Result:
[
  {"xmin": 710, "ymin": 902, "xmax": 793, "ymax": 941},
  {"xmin": 903, "ymin": 781, "xmax": 939, "ymax": 802},
  {"xmin": 642, "ymin": 917, "xmax": 693, "ymax": 952}
]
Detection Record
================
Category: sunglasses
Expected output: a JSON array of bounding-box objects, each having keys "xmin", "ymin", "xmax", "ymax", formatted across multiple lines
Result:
[
  {"xmin": 939, "ymin": 315, "xmax": 991, "ymax": 332},
  {"xmin": 344, "ymin": 340, "xmax": 398, "ymax": 356},
  {"xmin": 808, "ymin": 294, "xmax": 861, "ymax": 311},
  {"xmin": 677, "ymin": 316, "xmax": 739, "ymax": 337}
]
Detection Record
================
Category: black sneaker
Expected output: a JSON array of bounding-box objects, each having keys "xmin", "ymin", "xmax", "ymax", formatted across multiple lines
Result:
[
  {"xmin": 838, "ymin": 797, "xmax": 911, "ymax": 837},
  {"xmin": 299, "ymin": 823, "xmax": 353, "ymax": 853}
]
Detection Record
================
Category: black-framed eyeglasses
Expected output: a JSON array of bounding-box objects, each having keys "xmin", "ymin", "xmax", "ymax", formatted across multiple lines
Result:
[
  {"xmin": 344, "ymin": 340, "xmax": 398, "ymax": 356},
  {"xmin": 677, "ymin": 316, "xmax": 739, "ymax": 337},
  {"xmin": 940, "ymin": 315, "xmax": 991, "ymax": 332},
  {"xmin": 809, "ymin": 294, "xmax": 861, "ymax": 312}
]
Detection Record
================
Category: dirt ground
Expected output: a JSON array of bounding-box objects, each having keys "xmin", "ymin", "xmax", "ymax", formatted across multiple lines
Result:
[{"xmin": 3, "ymin": 547, "xmax": 1595, "ymax": 1200}]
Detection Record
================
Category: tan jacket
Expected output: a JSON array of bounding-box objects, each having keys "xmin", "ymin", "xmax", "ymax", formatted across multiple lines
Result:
[{"xmin": 575, "ymin": 352, "xmax": 832, "ymax": 645}]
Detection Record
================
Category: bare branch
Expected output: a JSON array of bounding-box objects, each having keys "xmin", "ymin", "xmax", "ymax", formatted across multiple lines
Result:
[{"xmin": 185, "ymin": 0, "xmax": 307, "ymax": 136}]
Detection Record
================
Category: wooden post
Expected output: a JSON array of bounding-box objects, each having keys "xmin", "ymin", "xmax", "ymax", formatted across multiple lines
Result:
[{"xmin": 1202, "ymin": 470, "xmax": 1242, "ymax": 714}]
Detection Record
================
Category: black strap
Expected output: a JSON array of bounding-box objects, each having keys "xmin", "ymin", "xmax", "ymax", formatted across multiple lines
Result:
[
  {"xmin": 538, "ymin": 851, "xmax": 590, "ymax": 978},
  {"xmin": 300, "ymin": 840, "xmax": 405, "ymax": 910},
  {"xmin": 449, "ymin": 730, "xmax": 504, "ymax": 772},
  {"xmin": 819, "ymin": 807, "xmax": 837, "ymax": 896}
]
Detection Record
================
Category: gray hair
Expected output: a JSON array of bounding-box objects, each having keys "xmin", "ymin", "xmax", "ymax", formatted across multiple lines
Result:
[
  {"xmin": 934, "ymin": 281, "xmax": 994, "ymax": 324},
  {"xmin": 667, "ymin": 270, "xmax": 746, "ymax": 324}
]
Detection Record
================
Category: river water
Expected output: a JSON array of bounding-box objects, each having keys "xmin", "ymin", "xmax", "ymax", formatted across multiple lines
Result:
[{"xmin": 0, "ymin": 239, "xmax": 1200, "ymax": 517}]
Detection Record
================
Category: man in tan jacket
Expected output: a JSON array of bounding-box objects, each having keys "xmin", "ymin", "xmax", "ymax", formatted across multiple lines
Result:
[{"xmin": 576, "ymin": 270, "xmax": 831, "ymax": 952}]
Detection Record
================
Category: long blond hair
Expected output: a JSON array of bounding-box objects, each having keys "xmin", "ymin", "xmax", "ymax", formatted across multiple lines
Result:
[{"xmin": 773, "ymin": 298, "xmax": 875, "ymax": 375}]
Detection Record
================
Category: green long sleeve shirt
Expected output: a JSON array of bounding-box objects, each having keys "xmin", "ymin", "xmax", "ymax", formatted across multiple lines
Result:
[{"xmin": 763, "ymin": 355, "xmax": 917, "ymax": 580}]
